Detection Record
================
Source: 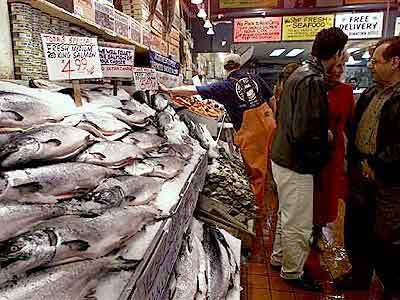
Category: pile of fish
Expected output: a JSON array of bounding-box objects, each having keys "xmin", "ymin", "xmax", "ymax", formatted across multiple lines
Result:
[
  {"xmin": 0, "ymin": 81, "xmax": 199, "ymax": 298},
  {"xmin": 196, "ymin": 148, "xmax": 257, "ymax": 233},
  {"xmin": 162, "ymin": 219, "xmax": 241, "ymax": 300}
]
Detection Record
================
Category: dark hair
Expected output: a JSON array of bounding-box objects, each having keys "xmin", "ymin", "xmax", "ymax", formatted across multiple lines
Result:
[
  {"xmin": 311, "ymin": 27, "xmax": 348, "ymax": 60},
  {"xmin": 224, "ymin": 62, "xmax": 241, "ymax": 71},
  {"xmin": 374, "ymin": 37, "xmax": 400, "ymax": 61}
]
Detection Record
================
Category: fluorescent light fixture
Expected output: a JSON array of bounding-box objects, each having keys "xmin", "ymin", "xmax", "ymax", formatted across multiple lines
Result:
[
  {"xmin": 346, "ymin": 55, "xmax": 361, "ymax": 65},
  {"xmin": 286, "ymin": 49, "xmax": 305, "ymax": 57},
  {"xmin": 191, "ymin": 0, "xmax": 203, "ymax": 4},
  {"xmin": 197, "ymin": 8, "xmax": 207, "ymax": 19},
  {"xmin": 269, "ymin": 49, "xmax": 286, "ymax": 57},
  {"xmin": 221, "ymin": 40, "xmax": 227, "ymax": 46},
  {"xmin": 207, "ymin": 27, "xmax": 215, "ymax": 35},
  {"xmin": 362, "ymin": 51, "xmax": 371, "ymax": 59},
  {"xmin": 204, "ymin": 19, "xmax": 212, "ymax": 28},
  {"xmin": 347, "ymin": 47, "xmax": 360, "ymax": 54}
]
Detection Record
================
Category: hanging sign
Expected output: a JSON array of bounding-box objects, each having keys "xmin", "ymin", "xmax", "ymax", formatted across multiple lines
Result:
[
  {"xmin": 41, "ymin": 34, "xmax": 102, "ymax": 81},
  {"xmin": 395, "ymin": 17, "xmax": 400, "ymax": 36},
  {"xmin": 98, "ymin": 44, "xmax": 134, "ymax": 78},
  {"xmin": 149, "ymin": 51, "xmax": 180, "ymax": 76},
  {"xmin": 335, "ymin": 12, "xmax": 384, "ymax": 40},
  {"xmin": 282, "ymin": 15, "xmax": 334, "ymax": 41},
  {"xmin": 219, "ymin": 0, "xmax": 278, "ymax": 9},
  {"xmin": 133, "ymin": 67, "xmax": 158, "ymax": 90},
  {"xmin": 234, "ymin": 17, "xmax": 282, "ymax": 43}
]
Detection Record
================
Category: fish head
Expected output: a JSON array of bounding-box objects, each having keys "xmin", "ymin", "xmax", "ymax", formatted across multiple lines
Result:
[
  {"xmin": 0, "ymin": 230, "xmax": 56, "ymax": 268},
  {"xmin": 0, "ymin": 137, "xmax": 41, "ymax": 168},
  {"xmin": 90, "ymin": 186, "xmax": 125, "ymax": 207}
]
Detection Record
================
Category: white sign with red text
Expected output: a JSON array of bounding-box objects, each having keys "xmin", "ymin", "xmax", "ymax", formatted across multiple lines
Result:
[
  {"xmin": 41, "ymin": 34, "xmax": 103, "ymax": 81},
  {"xmin": 133, "ymin": 67, "xmax": 158, "ymax": 91}
]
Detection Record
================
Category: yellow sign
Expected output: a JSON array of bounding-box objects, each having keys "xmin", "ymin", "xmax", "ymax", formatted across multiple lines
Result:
[
  {"xmin": 282, "ymin": 15, "xmax": 334, "ymax": 41},
  {"xmin": 220, "ymin": 0, "xmax": 278, "ymax": 9}
]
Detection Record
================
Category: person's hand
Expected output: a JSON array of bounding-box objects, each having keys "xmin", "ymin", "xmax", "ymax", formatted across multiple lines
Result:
[
  {"xmin": 361, "ymin": 160, "xmax": 375, "ymax": 181},
  {"xmin": 328, "ymin": 130, "xmax": 334, "ymax": 143}
]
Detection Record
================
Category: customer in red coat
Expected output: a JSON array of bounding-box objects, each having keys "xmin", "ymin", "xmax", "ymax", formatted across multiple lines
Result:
[{"xmin": 313, "ymin": 54, "xmax": 354, "ymax": 241}]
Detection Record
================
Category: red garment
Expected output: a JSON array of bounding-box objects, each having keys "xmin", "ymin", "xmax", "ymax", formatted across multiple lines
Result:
[{"xmin": 314, "ymin": 83, "xmax": 354, "ymax": 225}]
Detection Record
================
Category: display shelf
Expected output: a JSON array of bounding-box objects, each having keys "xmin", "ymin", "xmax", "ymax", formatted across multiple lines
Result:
[
  {"xmin": 8, "ymin": 0, "xmax": 149, "ymax": 54},
  {"xmin": 118, "ymin": 153, "xmax": 208, "ymax": 300}
]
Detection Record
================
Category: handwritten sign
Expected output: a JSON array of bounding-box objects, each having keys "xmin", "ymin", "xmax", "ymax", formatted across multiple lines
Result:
[
  {"xmin": 335, "ymin": 12, "xmax": 384, "ymax": 40},
  {"xmin": 220, "ymin": 0, "xmax": 278, "ymax": 9},
  {"xmin": 234, "ymin": 17, "xmax": 282, "ymax": 43},
  {"xmin": 41, "ymin": 34, "xmax": 102, "ymax": 81},
  {"xmin": 149, "ymin": 51, "xmax": 180, "ymax": 76},
  {"xmin": 133, "ymin": 67, "xmax": 158, "ymax": 90},
  {"xmin": 99, "ymin": 45, "xmax": 134, "ymax": 78},
  {"xmin": 282, "ymin": 15, "xmax": 334, "ymax": 41}
]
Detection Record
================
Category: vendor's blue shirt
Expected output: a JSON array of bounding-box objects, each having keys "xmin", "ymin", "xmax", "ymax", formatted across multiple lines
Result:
[{"xmin": 196, "ymin": 70, "xmax": 272, "ymax": 130}]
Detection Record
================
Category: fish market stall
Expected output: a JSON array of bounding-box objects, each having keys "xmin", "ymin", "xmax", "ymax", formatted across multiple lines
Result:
[{"xmin": 0, "ymin": 80, "xmax": 209, "ymax": 300}]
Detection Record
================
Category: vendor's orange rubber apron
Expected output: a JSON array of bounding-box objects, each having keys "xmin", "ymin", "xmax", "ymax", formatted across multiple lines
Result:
[{"xmin": 234, "ymin": 102, "xmax": 276, "ymax": 216}]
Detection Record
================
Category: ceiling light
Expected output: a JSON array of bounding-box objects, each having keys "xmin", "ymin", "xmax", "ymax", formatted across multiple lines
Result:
[
  {"xmin": 362, "ymin": 51, "xmax": 371, "ymax": 59},
  {"xmin": 347, "ymin": 48, "xmax": 360, "ymax": 54},
  {"xmin": 207, "ymin": 27, "xmax": 215, "ymax": 35},
  {"xmin": 286, "ymin": 49, "xmax": 305, "ymax": 57},
  {"xmin": 204, "ymin": 19, "xmax": 212, "ymax": 28},
  {"xmin": 197, "ymin": 8, "xmax": 207, "ymax": 19},
  {"xmin": 191, "ymin": 0, "xmax": 203, "ymax": 4},
  {"xmin": 269, "ymin": 49, "xmax": 286, "ymax": 57},
  {"xmin": 221, "ymin": 40, "xmax": 227, "ymax": 46}
]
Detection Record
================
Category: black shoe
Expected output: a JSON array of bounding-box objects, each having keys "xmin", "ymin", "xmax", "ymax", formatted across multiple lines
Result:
[
  {"xmin": 285, "ymin": 276, "xmax": 322, "ymax": 292},
  {"xmin": 334, "ymin": 272, "xmax": 370, "ymax": 290}
]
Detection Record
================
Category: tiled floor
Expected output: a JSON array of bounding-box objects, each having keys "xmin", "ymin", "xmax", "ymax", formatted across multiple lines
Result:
[{"xmin": 240, "ymin": 192, "xmax": 384, "ymax": 300}]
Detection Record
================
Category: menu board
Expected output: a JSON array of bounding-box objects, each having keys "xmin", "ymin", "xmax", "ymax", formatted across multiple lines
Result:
[
  {"xmin": 219, "ymin": 0, "xmax": 278, "ymax": 9},
  {"xmin": 395, "ymin": 17, "xmax": 400, "ymax": 37},
  {"xmin": 99, "ymin": 44, "xmax": 134, "ymax": 78},
  {"xmin": 41, "ymin": 34, "xmax": 103, "ymax": 81},
  {"xmin": 133, "ymin": 67, "xmax": 158, "ymax": 90},
  {"xmin": 73, "ymin": 0, "xmax": 95, "ymax": 21},
  {"xmin": 234, "ymin": 17, "xmax": 282, "ymax": 43},
  {"xmin": 149, "ymin": 51, "xmax": 180, "ymax": 76},
  {"xmin": 335, "ymin": 12, "xmax": 384, "ymax": 40},
  {"xmin": 282, "ymin": 15, "xmax": 334, "ymax": 41}
]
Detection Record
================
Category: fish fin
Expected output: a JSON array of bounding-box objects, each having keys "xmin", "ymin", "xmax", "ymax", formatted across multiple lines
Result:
[
  {"xmin": 61, "ymin": 240, "xmax": 90, "ymax": 251},
  {"xmin": 43, "ymin": 138, "xmax": 62, "ymax": 147},
  {"xmin": 83, "ymin": 288, "xmax": 98, "ymax": 300},
  {"xmin": 89, "ymin": 152, "xmax": 107, "ymax": 160},
  {"xmin": 111, "ymin": 256, "xmax": 139, "ymax": 271},
  {"xmin": 14, "ymin": 181, "xmax": 43, "ymax": 193},
  {"xmin": 0, "ymin": 110, "xmax": 24, "ymax": 121}
]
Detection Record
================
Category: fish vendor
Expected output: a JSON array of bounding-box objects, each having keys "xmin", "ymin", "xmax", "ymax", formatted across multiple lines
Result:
[{"xmin": 160, "ymin": 53, "xmax": 276, "ymax": 226}]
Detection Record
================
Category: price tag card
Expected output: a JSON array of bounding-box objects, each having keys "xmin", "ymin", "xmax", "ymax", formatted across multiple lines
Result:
[
  {"xmin": 41, "ymin": 34, "xmax": 103, "ymax": 81},
  {"xmin": 133, "ymin": 67, "xmax": 158, "ymax": 91}
]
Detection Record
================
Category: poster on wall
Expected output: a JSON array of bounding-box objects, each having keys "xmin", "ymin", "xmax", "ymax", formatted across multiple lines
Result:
[
  {"xmin": 282, "ymin": 15, "xmax": 334, "ymax": 41},
  {"xmin": 41, "ymin": 34, "xmax": 103, "ymax": 81},
  {"xmin": 234, "ymin": 17, "xmax": 282, "ymax": 43},
  {"xmin": 219, "ymin": 0, "xmax": 278, "ymax": 9},
  {"xmin": 395, "ymin": 17, "xmax": 400, "ymax": 36},
  {"xmin": 335, "ymin": 12, "xmax": 384, "ymax": 40},
  {"xmin": 98, "ymin": 44, "xmax": 134, "ymax": 78}
]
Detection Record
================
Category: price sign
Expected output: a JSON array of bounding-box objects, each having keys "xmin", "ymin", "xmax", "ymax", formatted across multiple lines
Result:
[
  {"xmin": 41, "ymin": 34, "xmax": 103, "ymax": 81},
  {"xmin": 133, "ymin": 67, "xmax": 158, "ymax": 91},
  {"xmin": 99, "ymin": 44, "xmax": 135, "ymax": 78}
]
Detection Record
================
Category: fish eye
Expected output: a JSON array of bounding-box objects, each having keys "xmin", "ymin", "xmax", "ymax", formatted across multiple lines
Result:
[{"xmin": 10, "ymin": 246, "xmax": 20, "ymax": 252}]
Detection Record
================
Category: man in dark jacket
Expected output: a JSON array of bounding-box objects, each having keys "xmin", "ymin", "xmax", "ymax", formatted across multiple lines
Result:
[
  {"xmin": 270, "ymin": 27, "xmax": 348, "ymax": 291},
  {"xmin": 337, "ymin": 37, "xmax": 400, "ymax": 300}
]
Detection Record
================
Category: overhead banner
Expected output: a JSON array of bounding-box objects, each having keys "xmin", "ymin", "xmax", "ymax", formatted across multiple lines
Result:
[
  {"xmin": 335, "ymin": 12, "xmax": 384, "ymax": 40},
  {"xmin": 133, "ymin": 67, "xmax": 158, "ymax": 90},
  {"xmin": 234, "ymin": 17, "xmax": 282, "ymax": 43},
  {"xmin": 41, "ymin": 34, "xmax": 102, "ymax": 81},
  {"xmin": 219, "ymin": 0, "xmax": 278, "ymax": 9},
  {"xmin": 98, "ymin": 44, "xmax": 134, "ymax": 78},
  {"xmin": 282, "ymin": 15, "xmax": 334, "ymax": 41},
  {"xmin": 149, "ymin": 51, "xmax": 180, "ymax": 76}
]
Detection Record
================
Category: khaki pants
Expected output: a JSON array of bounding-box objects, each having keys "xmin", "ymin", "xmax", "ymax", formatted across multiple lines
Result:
[{"xmin": 270, "ymin": 161, "xmax": 313, "ymax": 280}]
